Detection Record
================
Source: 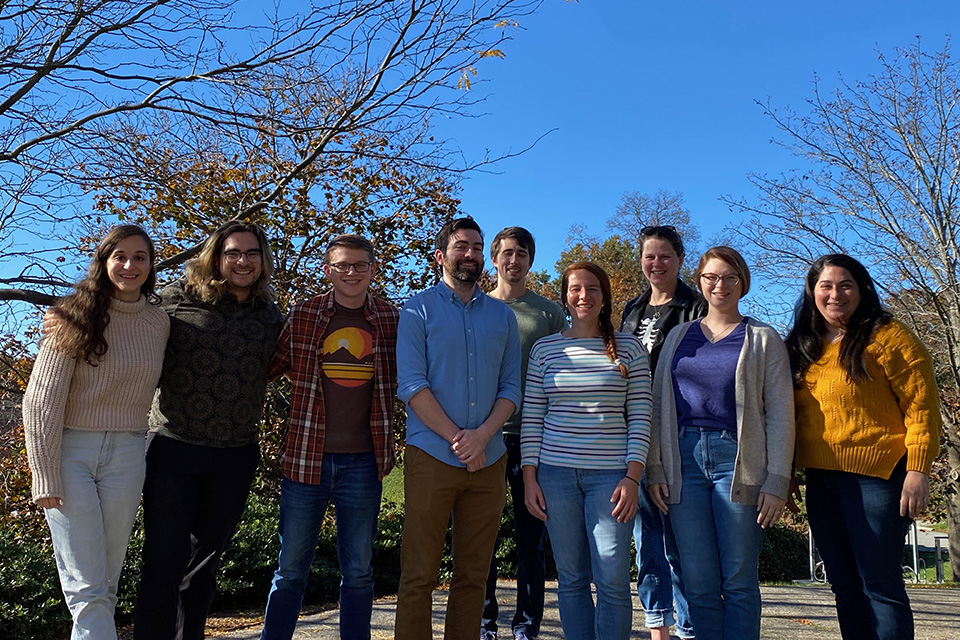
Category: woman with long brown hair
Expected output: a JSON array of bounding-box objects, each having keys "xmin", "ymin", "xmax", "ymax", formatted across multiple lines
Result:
[
  {"xmin": 521, "ymin": 261, "xmax": 652, "ymax": 640},
  {"xmin": 24, "ymin": 225, "xmax": 169, "ymax": 639},
  {"xmin": 786, "ymin": 254, "xmax": 940, "ymax": 640}
]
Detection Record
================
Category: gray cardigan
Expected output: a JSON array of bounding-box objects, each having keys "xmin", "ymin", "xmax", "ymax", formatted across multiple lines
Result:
[{"xmin": 645, "ymin": 318, "xmax": 796, "ymax": 505}]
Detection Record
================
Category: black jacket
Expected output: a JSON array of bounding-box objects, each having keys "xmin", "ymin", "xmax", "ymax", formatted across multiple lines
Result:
[{"xmin": 620, "ymin": 279, "xmax": 707, "ymax": 374}]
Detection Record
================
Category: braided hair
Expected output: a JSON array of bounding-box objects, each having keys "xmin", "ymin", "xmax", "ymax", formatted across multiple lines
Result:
[{"xmin": 561, "ymin": 261, "xmax": 628, "ymax": 378}]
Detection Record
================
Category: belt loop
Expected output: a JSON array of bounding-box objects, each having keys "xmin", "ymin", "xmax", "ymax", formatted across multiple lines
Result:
[{"xmin": 678, "ymin": 424, "xmax": 687, "ymax": 438}]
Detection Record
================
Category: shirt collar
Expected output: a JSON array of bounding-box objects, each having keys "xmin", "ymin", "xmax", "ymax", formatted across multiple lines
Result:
[{"xmin": 434, "ymin": 280, "xmax": 483, "ymax": 307}]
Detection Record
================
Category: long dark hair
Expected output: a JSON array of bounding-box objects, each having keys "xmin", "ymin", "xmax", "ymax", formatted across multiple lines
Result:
[
  {"xmin": 561, "ymin": 261, "xmax": 628, "ymax": 378},
  {"xmin": 50, "ymin": 225, "xmax": 158, "ymax": 364},
  {"xmin": 785, "ymin": 254, "xmax": 892, "ymax": 384}
]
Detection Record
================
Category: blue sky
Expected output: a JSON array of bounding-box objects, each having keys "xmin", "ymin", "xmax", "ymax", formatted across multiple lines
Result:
[{"xmin": 438, "ymin": 0, "xmax": 957, "ymax": 275}]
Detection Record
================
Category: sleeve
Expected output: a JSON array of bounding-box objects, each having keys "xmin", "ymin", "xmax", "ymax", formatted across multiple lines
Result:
[
  {"xmin": 396, "ymin": 300, "xmax": 430, "ymax": 403},
  {"xmin": 496, "ymin": 311, "xmax": 523, "ymax": 409},
  {"xmin": 267, "ymin": 310, "xmax": 294, "ymax": 381},
  {"xmin": 624, "ymin": 337, "xmax": 653, "ymax": 465},
  {"xmin": 520, "ymin": 341, "xmax": 549, "ymax": 467},
  {"xmin": 644, "ymin": 324, "xmax": 685, "ymax": 486},
  {"xmin": 22, "ymin": 340, "xmax": 77, "ymax": 502},
  {"xmin": 620, "ymin": 297, "xmax": 637, "ymax": 332},
  {"xmin": 758, "ymin": 328, "xmax": 796, "ymax": 499},
  {"xmin": 880, "ymin": 322, "xmax": 942, "ymax": 474}
]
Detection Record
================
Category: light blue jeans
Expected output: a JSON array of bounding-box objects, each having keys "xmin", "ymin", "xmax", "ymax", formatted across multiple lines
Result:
[
  {"xmin": 261, "ymin": 452, "xmax": 382, "ymax": 640},
  {"xmin": 45, "ymin": 429, "xmax": 146, "ymax": 640},
  {"xmin": 538, "ymin": 464, "xmax": 634, "ymax": 640},
  {"xmin": 667, "ymin": 427, "xmax": 764, "ymax": 640}
]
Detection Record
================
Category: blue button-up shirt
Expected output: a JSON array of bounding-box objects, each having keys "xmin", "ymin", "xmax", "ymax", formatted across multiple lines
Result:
[{"xmin": 397, "ymin": 281, "xmax": 522, "ymax": 468}]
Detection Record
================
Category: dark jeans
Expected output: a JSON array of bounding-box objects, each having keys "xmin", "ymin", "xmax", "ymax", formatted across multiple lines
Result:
[
  {"xmin": 634, "ymin": 472, "xmax": 694, "ymax": 637},
  {"xmin": 482, "ymin": 434, "xmax": 547, "ymax": 637},
  {"xmin": 134, "ymin": 434, "xmax": 259, "ymax": 640},
  {"xmin": 806, "ymin": 457, "xmax": 913, "ymax": 640}
]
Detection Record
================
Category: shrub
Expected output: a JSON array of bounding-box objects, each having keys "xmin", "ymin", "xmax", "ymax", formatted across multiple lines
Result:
[{"xmin": 0, "ymin": 528, "xmax": 70, "ymax": 638}]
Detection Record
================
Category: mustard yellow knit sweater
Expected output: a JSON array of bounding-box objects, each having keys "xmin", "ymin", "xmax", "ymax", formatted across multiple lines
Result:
[{"xmin": 794, "ymin": 320, "xmax": 941, "ymax": 479}]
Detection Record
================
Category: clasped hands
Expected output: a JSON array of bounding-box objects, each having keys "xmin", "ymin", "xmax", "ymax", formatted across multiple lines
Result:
[{"xmin": 450, "ymin": 429, "xmax": 488, "ymax": 472}]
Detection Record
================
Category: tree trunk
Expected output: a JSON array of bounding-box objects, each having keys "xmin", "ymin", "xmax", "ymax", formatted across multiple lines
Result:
[{"xmin": 942, "ymin": 421, "xmax": 960, "ymax": 581}]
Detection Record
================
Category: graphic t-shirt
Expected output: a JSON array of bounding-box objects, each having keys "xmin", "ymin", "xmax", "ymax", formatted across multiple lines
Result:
[
  {"xmin": 320, "ymin": 302, "xmax": 375, "ymax": 453},
  {"xmin": 637, "ymin": 304, "xmax": 663, "ymax": 355}
]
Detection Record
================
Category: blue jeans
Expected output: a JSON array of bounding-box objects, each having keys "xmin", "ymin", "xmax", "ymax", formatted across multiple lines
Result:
[
  {"xmin": 667, "ymin": 427, "xmax": 764, "ymax": 640},
  {"xmin": 482, "ymin": 434, "xmax": 547, "ymax": 638},
  {"xmin": 634, "ymin": 473, "xmax": 694, "ymax": 637},
  {"xmin": 45, "ymin": 429, "xmax": 146, "ymax": 640},
  {"xmin": 537, "ymin": 464, "xmax": 633, "ymax": 640},
  {"xmin": 261, "ymin": 453, "xmax": 382, "ymax": 640},
  {"xmin": 806, "ymin": 457, "xmax": 913, "ymax": 640}
]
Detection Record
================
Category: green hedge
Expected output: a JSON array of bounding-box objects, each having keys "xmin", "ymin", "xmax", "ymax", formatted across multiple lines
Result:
[{"xmin": 0, "ymin": 489, "xmax": 809, "ymax": 639}]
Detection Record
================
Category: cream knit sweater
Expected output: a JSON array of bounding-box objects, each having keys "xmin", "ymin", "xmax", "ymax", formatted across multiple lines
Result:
[{"xmin": 23, "ymin": 296, "xmax": 170, "ymax": 501}]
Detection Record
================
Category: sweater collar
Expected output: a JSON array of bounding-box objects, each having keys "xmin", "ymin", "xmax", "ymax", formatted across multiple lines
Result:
[{"xmin": 110, "ymin": 295, "xmax": 147, "ymax": 314}]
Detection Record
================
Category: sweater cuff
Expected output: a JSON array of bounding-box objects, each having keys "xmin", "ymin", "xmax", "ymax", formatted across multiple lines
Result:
[
  {"xmin": 645, "ymin": 463, "xmax": 666, "ymax": 487},
  {"xmin": 31, "ymin": 468, "xmax": 63, "ymax": 503},
  {"xmin": 906, "ymin": 445, "xmax": 935, "ymax": 475},
  {"xmin": 759, "ymin": 472, "xmax": 791, "ymax": 501}
]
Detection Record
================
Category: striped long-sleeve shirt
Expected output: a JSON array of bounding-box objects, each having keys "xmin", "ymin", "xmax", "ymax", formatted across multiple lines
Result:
[{"xmin": 520, "ymin": 331, "xmax": 652, "ymax": 470}]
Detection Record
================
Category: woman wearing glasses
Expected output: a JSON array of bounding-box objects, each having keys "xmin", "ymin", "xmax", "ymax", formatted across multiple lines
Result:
[
  {"xmin": 23, "ymin": 225, "xmax": 169, "ymax": 639},
  {"xmin": 785, "ymin": 255, "xmax": 940, "ymax": 640},
  {"xmin": 620, "ymin": 225, "xmax": 704, "ymax": 640},
  {"xmin": 646, "ymin": 246, "xmax": 795, "ymax": 640}
]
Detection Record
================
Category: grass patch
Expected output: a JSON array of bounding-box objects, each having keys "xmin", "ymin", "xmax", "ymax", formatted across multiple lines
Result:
[
  {"xmin": 382, "ymin": 464, "xmax": 403, "ymax": 504},
  {"xmin": 912, "ymin": 550, "xmax": 953, "ymax": 583}
]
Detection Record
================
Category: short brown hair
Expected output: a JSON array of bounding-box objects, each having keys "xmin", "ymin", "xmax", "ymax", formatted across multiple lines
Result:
[
  {"xmin": 693, "ymin": 246, "xmax": 751, "ymax": 297},
  {"xmin": 325, "ymin": 234, "xmax": 375, "ymax": 262},
  {"xmin": 491, "ymin": 227, "xmax": 535, "ymax": 262}
]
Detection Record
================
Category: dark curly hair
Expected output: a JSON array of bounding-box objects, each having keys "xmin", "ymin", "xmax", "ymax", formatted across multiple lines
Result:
[{"xmin": 50, "ymin": 225, "xmax": 158, "ymax": 364}]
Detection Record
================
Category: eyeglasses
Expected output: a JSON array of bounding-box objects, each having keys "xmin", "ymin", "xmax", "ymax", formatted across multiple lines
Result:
[
  {"xmin": 640, "ymin": 225, "xmax": 679, "ymax": 237},
  {"xmin": 222, "ymin": 249, "xmax": 263, "ymax": 262},
  {"xmin": 328, "ymin": 261, "xmax": 372, "ymax": 273},
  {"xmin": 700, "ymin": 273, "xmax": 741, "ymax": 286}
]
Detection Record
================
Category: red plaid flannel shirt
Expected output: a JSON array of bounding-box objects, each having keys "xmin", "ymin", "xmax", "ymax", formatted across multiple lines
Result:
[{"xmin": 269, "ymin": 291, "xmax": 400, "ymax": 483}]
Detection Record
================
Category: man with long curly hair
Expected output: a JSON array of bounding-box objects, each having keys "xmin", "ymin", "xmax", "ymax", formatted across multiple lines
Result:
[{"xmin": 134, "ymin": 221, "xmax": 284, "ymax": 640}]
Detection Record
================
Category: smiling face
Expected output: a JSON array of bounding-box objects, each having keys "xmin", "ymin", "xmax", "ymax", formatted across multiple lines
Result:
[
  {"xmin": 698, "ymin": 257, "xmax": 743, "ymax": 314},
  {"xmin": 565, "ymin": 268, "xmax": 604, "ymax": 328},
  {"xmin": 324, "ymin": 246, "xmax": 375, "ymax": 309},
  {"xmin": 491, "ymin": 237, "xmax": 532, "ymax": 286},
  {"xmin": 218, "ymin": 231, "xmax": 263, "ymax": 301},
  {"xmin": 641, "ymin": 237, "xmax": 682, "ymax": 292},
  {"xmin": 814, "ymin": 265, "xmax": 861, "ymax": 329},
  {"xmin": 106, "ymin": 234, "xmax": 151, "ymax": 302},
  {"xmin": 436, "ymin": 228, "xmax": 484, "ymax": 285}
]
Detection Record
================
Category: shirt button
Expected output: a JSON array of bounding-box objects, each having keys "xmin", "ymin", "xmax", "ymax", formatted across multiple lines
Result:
[
  {"xmin": 471, "ymin": 402, "xmax": 475, "ymax": 406},
  {"xmin": 470, "ymin": 377, "xmax": 474, "ymax": 381},
  {"xmin": 469, "ymin": 352, "xmax": 473, "ymax": 357}
]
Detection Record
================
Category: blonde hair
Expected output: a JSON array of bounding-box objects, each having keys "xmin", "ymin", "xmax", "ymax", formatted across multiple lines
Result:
[{"xmin": 184, "ymin": 220, "xmax": 275, "ymax": 304}]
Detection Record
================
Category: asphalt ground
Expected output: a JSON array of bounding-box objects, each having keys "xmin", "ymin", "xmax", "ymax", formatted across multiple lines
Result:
[{"xmin": 213, "ymin": 580, "xmax": 959, "ymax": 639}]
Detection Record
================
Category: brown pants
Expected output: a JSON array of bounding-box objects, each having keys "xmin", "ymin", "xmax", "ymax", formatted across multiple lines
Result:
[{"xmin": 395, "ymin": 446, "xmax": 507, "ymax": 640}]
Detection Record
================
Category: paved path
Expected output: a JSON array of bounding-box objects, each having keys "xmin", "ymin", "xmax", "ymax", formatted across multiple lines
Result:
[{"xmin": 214, "ymin": 581, "xmax": 959, "ymax": 639}]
